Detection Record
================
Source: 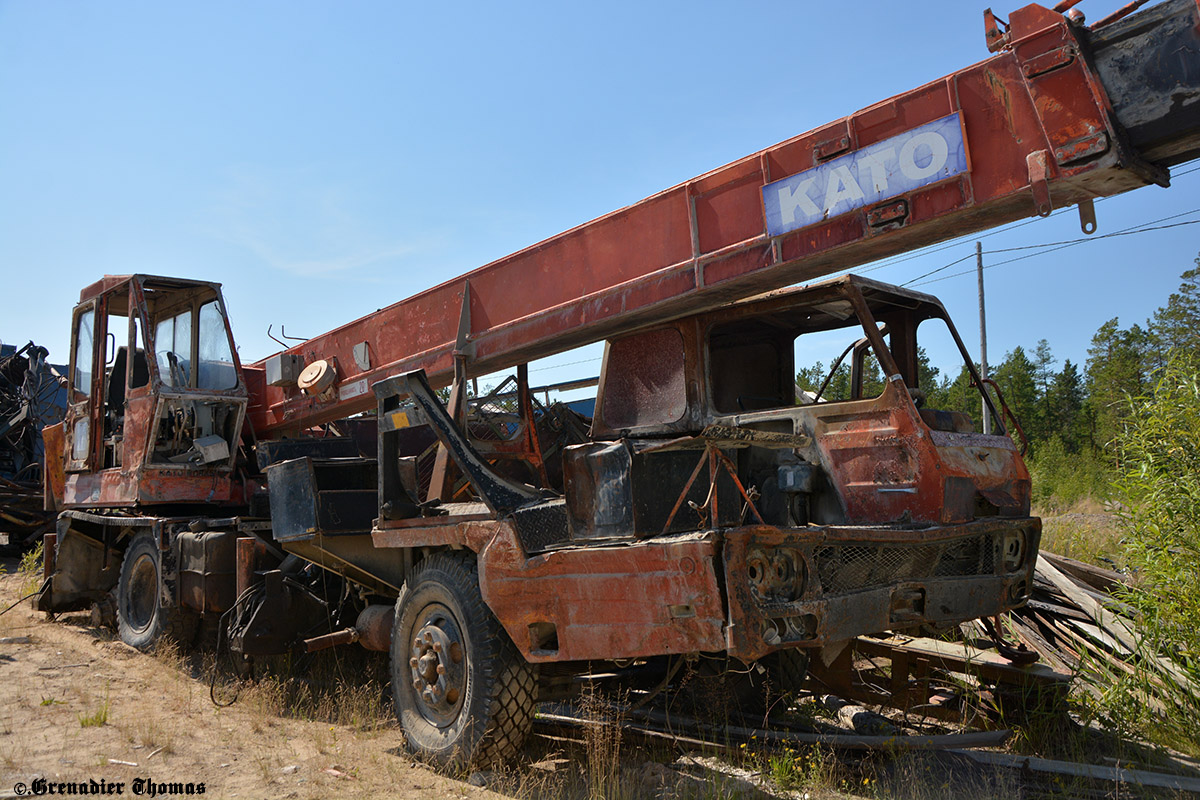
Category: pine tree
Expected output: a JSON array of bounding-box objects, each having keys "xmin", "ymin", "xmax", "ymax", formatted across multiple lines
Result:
[
  {"xmin": 1148, "ymin": 263, "xmax": 1200, "ymax": 363},
  {"xmin": 993, "ymin": 346, "xmax": 1039, "ymax": 446},
  {"xmin": 1045, "ymin": 359, "xmax": 1087, "ymax": 453},
  {"xmin": 1085, "ymin": 318, "xmax": 1150, "ymax": 448}
]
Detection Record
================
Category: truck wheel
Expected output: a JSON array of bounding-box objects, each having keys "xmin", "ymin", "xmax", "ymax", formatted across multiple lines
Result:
[
  {"xmin": 390, "ymin": 552, "xmax": 537, "ymax": 769},
  {"xmin": 766, "ymin": 648, "xmax": 810, "ymax": 703},
  {"xmin": 116, "ymin": 531, "xmax": 197, "ymax": 651},
  {"xmin": 686, "ymin": 649, "xmax": 809, "ymax": 719}
]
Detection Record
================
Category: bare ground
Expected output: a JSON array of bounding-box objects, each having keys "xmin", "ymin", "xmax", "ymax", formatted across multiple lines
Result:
[{"xmin": 0, "ymin": 560, "xmax": 507, "ymax": 800}]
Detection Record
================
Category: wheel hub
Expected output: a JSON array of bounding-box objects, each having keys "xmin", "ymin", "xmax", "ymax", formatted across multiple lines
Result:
[{"xmin": 407, "ymin": 608, "xmax": 466, "ymax": 727}]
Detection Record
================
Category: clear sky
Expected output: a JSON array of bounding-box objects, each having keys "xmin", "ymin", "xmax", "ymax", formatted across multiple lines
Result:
[{"xmin": 2, "ymin": 1, "xmax": 1197, "ymax": 395}]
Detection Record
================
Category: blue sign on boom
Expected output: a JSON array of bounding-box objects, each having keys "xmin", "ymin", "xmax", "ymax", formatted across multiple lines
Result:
[{"xmin": 762, "ymin": 113, "xmax": 969, "ymax": 238}]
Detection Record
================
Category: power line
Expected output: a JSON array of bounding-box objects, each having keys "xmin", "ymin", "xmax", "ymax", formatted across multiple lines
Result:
[
  {"xmin": 862, "ymin": 157, "xmax": 1200, "ymax": 277},
  {"xmin": 904, "ymin": 206, "xmax": 1200, "ymax": 287},
  {"xmin": 528, "ymin": 356, "xmax": 601, "ymax": 372},
  {"xmin": 913, "ymin": 214, "xmax": 1200, "ymax": 287}
]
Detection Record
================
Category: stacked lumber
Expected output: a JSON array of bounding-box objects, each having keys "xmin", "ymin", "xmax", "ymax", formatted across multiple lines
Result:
[{"xmin": 1005, "ymin": 551, "xmax": 1198, "ymax": 707}]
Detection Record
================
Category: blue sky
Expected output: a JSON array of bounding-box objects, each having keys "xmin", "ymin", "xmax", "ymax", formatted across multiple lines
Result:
[{"xmin": 2, "ymin": 1, "xmax": 1196, "ymax": 395}]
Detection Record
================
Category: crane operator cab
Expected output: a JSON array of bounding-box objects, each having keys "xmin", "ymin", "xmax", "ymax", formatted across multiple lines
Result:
[{"xmin": 49, "ymin": 275, "xmax": 248, "ymax": 509}]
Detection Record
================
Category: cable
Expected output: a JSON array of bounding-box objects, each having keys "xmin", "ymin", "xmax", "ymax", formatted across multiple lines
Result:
[
  {"xmin": 528, "ymin": 356, "xmax": 602, "ymax": 373},
  {"xmin": 0, "ymin": 591, "xmax": 39, "ymax": 617},
  {"xmin": 912, "ymin": 215, "xmax": 1200, "ymax": 287},
  {"xmin": 900, "ymin": 253, "xmax": 977, "ymax": 287},
  {"xmin": 862, "ymin": 157, "xmax": 1200, "ymax": 279},
  {"xmin": 981, "ymin": 206, "xmax": 1200, "ymax": 254}
]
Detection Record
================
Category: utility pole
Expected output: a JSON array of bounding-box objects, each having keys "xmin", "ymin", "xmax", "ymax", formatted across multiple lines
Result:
[{"xmin": 977, "ymin": 241, "xmax": 991, "ymax": 434}]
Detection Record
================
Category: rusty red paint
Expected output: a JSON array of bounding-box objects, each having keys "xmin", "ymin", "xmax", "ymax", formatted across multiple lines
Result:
[
  {"xmin": 473, "ymin": 521, "xmax": 727, "ymax": 663},
  {"xmin": 247, "ymin": 7, "xmax": 1145, "ymax": 437}
]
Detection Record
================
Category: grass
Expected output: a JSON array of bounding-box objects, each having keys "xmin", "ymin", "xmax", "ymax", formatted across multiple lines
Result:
[
  {"xmin": 763, "ymin": 743, "xmax": 840, "ymax": 792},
  {"xmin": 1035, "ymin": 500, "xmax": 1125, "ymax": 568},
  {"xmin": 78, "ymin": 686, "xmax": 111, "ymax": 728},
  {"xmin": 229, "ymin": 649, "xmax": 393, "ymax": 735},
  {"xmin": 18, "ymin": 540, "xmax": 44, "ymax": 597}
]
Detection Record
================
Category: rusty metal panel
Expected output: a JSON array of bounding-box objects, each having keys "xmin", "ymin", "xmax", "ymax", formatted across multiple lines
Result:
[
  {"xmin": 475, "ymin": 521, "xmax": 726, "ymax": 662},
  {"xmin": 178, "ymin": 530, "xmax": 237, "ymax": 613},
  {"xmin": 596, "ymin": 327, "xmax": 687, "ymax": 431}
]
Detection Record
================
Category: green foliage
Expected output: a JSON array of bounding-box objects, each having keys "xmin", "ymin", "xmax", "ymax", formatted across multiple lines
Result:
[
  {"xmin": 1146, "ymin": 264, "xmax": 1200, "ymax": 367},
  {"xmin": 78, "ymin": 687, "xmax": 111, "ymax": 728},
  {"xmin": 18, "ymin": 541, "xmax": 44, "ymax": 597},
  {"xmin": 1088, "ymin": 353, "xmax": 1200, "ymax": 754},
  {"xmin": 993, "ymin": 345, "xmax": 1039, "ymax": 441},
  {"xmin": 1086, "ymin": 317, "xmax": 1151, "ymax": 450},
  {"xmin": 795, "ymin": 352, "xmax": 884, "ymax": 402},
  {"xmin": 1027, "ymin": 437, "xmax": 1111, "ymax": 512}
]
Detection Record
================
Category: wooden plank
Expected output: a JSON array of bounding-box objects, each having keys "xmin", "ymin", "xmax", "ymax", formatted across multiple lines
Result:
[
  {"xmin": 1040, "ymin": 550, "xmax": 1128, "ymax": 593},
  {"xmin": 1037, "ymin": 560, "xmax": 1197, "ymax": 692},
  {"xmin": 856, "ymin": 635, "xmax": 1070, "ymax": 686}
]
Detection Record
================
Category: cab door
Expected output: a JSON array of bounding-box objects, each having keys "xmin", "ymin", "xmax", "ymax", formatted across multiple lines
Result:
[{"xmin": 65, "ymin": 303, "xmax": 99, "ymax": 472}]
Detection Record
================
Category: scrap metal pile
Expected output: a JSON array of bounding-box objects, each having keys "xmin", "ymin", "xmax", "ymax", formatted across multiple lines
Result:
[{"xmin": 0, "ymin": 342, "xmax": 65, "ymax": 553}]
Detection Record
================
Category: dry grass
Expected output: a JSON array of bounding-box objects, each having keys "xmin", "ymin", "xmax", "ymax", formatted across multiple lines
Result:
[
  {"xmin": 1034, "ymin": 500, "xmax": 1125, "ymax": 568},
  {"xmin": 228, "ymin": 648, "xmax": 393, "ymax": 739}
]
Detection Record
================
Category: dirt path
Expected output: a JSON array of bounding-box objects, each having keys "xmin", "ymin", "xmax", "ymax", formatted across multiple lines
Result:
[{"xmin": 0, "ymin": 562, "xmax": 503, "ymax": 800}]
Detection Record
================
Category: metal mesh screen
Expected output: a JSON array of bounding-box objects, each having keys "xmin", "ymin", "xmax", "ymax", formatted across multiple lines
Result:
[{"xmin": 814, "ymin": 534, "xmax": 993, "ymax": 595}]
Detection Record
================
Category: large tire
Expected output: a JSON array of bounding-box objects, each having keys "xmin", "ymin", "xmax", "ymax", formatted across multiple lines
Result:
[
  {"xmin": 685, "ymin": 649, "xmax": 809, "ymax": 721},
  {"xmin": 116, "ymin": 531, "xmax": 197, "ymax": 651},
  {"xmin": 391, "ymin": 552, "xmax": 537, "ymax": 769}
]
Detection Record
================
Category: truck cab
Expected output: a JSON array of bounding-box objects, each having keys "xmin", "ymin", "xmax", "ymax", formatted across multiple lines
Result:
[
  {"xmin": 48, "ymin": 275, "xmax": 248, "ymax": 509},
  {"xmin": 558, "ymin": 274, "xmax": 1038, "ymax": 659}
]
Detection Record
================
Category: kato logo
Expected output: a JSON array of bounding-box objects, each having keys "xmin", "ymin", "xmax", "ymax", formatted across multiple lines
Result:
[{"xmin": 762, "ymin": 113, "xmax": 968, "ymax": 237}]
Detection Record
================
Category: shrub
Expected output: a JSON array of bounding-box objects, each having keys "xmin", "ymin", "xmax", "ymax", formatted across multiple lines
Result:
[
  {"xmin": 1088, "ymin": 353, "xmax": 1200, "ymax": 754},
  {"xmin": 1027, "ymin": 436, "xmax": 1111, "ymax": 512}
]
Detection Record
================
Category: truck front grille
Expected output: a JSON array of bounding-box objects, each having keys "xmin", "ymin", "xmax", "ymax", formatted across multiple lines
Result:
[{"xmin": 813, "ymin": 534, "xmax": 994, "ymax": 595}]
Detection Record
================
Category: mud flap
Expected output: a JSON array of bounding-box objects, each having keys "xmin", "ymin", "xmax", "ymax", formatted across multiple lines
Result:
[{"xmin": 36, "ymin": 524, "xmax": 121, "ymax": 613}]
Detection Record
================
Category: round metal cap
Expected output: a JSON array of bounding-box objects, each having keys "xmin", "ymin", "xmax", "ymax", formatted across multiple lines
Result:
[{"xmin": 297, "ymin": 359, "xmax": 336, "ymax": 394}]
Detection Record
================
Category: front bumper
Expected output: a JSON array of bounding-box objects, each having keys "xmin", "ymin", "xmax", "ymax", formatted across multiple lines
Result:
[{"xmin": 722, "ymin": 517, "xmax": 1040, "ymax": 660}]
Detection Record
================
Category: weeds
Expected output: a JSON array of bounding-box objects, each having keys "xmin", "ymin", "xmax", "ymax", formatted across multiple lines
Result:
[
  {"xmin": 234, "ymin": 650, "xmax": 392, "ymax": 733},
  {"xmin": 763, "ymin": 743, "xmax": 837, "ymax": 791},
  {"xmin": 579, "ymin": 688, "xmax": 624, "ymax": 800},
  {"xmin": 18, "ymin": 541, "xmax": 43, "ymax": 597},
  {"xmin": 78, "ymin": 686, "xmax": 110, "ymax": 728}
]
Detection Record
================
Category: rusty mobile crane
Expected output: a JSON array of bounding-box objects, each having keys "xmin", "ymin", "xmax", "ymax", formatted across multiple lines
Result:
[{"xmin": 34, "ymin": 0, "xmax": 1200, "ymax": 768}]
